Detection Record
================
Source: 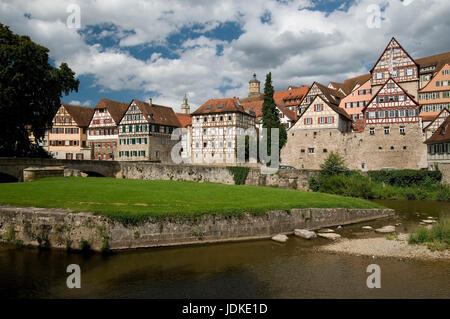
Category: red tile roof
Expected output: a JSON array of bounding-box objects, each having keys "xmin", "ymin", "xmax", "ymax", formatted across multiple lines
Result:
[
  {"xmin": 241, "ymin": 100, "xmax": 263, "ymax": 121},
  {"xmin": 132, "ymin": 100, "xmax": 181, "ymax": 127},
  {"xmin": 192, "ymin": 98, "xmax": 253, "ymax": 116},
  {"xmin": 420, "ymin": 112, "xmax": 440, "ymax": 122},
  {"xmin": 274, "ymin": 85, "xmax": 309, "ymax": 106},
  {"xmin": 425, "ymin": 115, "xmax": 450, "ymax": 144},
  {"xmin": 94, "ymin": 98, "xmax": 129, "ymax": 124},
  {"xmin": 62, "ymin": 104, "xmax": 94, "ymax": 127},
  {"xmin": 175, "ymin": 113, "xmax": 192, "ymax": 127}
]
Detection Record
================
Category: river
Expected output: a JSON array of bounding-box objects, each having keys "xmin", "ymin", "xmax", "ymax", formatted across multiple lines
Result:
[{"xmin": 0, "ymin": 200, "xmax": 449, "ymax": 298}]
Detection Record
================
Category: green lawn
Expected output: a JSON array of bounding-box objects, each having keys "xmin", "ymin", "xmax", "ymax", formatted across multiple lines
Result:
[{"xmin": 0, "ymin": 177, "xmax": 383, "ymax": 224}]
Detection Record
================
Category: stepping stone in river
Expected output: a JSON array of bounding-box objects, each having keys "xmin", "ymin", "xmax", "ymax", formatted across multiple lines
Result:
[
  {"xmin": 421, "ymin": 219, "xmax": 436, "ymax": 224},
  {"xmin": 294, "ymin": 229, "xmax": 317, "ymax": 239},
  {"xmin": 271, "ymin": 234, "xmax": 288, "ymax": 243},
  {"xmin": 318, "ymin": 228, "xmax": 335, "ymax": 233},
  {"xmin": 362, "ymin": 226, "xmax": 373, "ymax": 230},
  {"xmin": 374, "ymin": 225, "xmax": 396, "ymax": 233},
  {"xmin": 318, "ymin": 233, "xmax": 341, "ymax": 240}
]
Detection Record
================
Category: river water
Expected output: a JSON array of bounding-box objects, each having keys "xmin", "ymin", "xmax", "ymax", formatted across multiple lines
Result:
[{"xmin": 0, "ymin": 200, "xmax": 449, "ymax": 299}]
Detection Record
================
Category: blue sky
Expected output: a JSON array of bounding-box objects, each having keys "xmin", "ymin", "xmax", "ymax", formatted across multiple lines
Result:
[{"xmin": 1, "ymin": 0, "xmax": 449, "ymax": 111}]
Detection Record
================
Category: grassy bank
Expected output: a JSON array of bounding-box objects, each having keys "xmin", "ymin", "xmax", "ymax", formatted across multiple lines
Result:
[
  {"xmin": 309, "ymin": 152, "xmax": 450, "ymax": 201},
  {"xmin": 408, "ymin": 219, "xmax": 450, "ymax": 251},
  {"xmin": 0, "ymin": 177, "xmax": 382, "ymax": 224}
]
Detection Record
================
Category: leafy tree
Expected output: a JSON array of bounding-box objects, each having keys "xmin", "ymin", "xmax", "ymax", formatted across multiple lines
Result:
[
  {"xmin": 319, "ymin": 151, "xmax": 350, "ymax": 176},
  {"xmin": 261, "ymin": 72, "xmax": 287, "ymax": 159},
  {"xmin": 0, "ymin": 23, "xmax": 79, "ymax": 157}
]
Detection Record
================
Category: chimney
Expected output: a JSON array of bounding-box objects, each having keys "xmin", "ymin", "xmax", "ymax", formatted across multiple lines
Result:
[{"xmin": 148, "ymin": 98, "xmax": 152, "ymax": 106}]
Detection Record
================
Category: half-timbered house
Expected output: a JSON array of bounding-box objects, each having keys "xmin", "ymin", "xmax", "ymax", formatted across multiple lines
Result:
[
  {"xmin": 117, "ymin": 99, "xmax": 181, "ymax": 162},
  {"xmin": 191, "ymin": 98, "xmax": 255, "ymax": 165},
  {"xmin": 87, "ymin": 98, "xmax": 128, "ymax": 160},
  {"xmin": 47, "ymin": 104, "xmax": 93, "ymax": 160},
  {"xmin": 423, "ymin": 108, "xmax": 450, "ymax": 139},
  {"xmin": 370, "ymin": 37, "xmax": 419, "ymax": 101}
]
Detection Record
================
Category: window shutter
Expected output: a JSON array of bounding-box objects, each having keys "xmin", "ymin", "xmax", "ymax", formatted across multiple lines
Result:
[
  {"xmin": 332, "ymin": 116, "xmax": 335, "ymax": 123},
  {"xmin": 304, "ymin": 118, "xmax": 307, "ymax": 124}
]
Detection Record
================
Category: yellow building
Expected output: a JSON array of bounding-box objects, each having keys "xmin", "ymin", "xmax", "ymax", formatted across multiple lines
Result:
[{"xmin": 47, "ymin": 104, "xmax": 94, "ymax": 160}]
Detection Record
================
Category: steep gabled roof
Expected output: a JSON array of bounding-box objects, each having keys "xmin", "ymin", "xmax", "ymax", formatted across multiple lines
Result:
[
  {"xmin": 299, "ymin": 95, "xmax": 352, "ymax": 122},
  {"xmin": 277, "ymin": 105, "xmax": 297, "ymax": 121},
  {"xmin": 132, "ymin": 100, "xmax": 181, "ymax": 127},
  {"xmin": 94, "ymin": 98, "xmax": 129, "ymax": 124},
  {"xmin": 361, "ymin": 76, "xmax": 420, "ymax": 113},
  {"xmin": 61, "ymin": 104, "xmax": 94, "ymax": 127},
  {"xmin": 425, "ymin": 115, "xmax": 450, "ymax": 144},
  {"xmin": 423, "ymin": 108, "xmax": 450, "ymax": 131},
  {"xmin": 342, "ymin": 73, "xmax": 372, "ymax": 94},
  {"xmin": 192, "ymin": 98, "xmax": 253, "ymax": 116},
  {"xmin": 419, "ymin": 63, "xmax": 450, "ymax": 92},
  {"xmin": 175, "ymin": 113, "xmax": 192, "ymax": 128},
  {"xmin": 416, "ymin": 52, "xmax": 450, "ymax": 74},
  {"xmin": 370, "ymin": 37, "xmax": 419, "ymax": 73},
  {"xmin": 313, "ymin": 82, "xmax": 345, "ymax": 105}
]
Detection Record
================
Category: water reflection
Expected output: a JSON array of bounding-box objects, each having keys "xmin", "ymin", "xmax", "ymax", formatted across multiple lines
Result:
[{"xmin": 0, "ymin": 200, "xmax": 449, "ymax": 298}]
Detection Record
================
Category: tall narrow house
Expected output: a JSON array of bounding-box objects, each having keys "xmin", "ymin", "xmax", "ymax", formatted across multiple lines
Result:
[
  {"xmin": 47, "ymin": 104, "xmax": 94, "ymax": 160},
  {"xmin": 117, "ymin": 99, "xmax": 181, "ymax": 162},
  {"xmin": 87, "ymin": 98, "xmax": 129, "ymax": 160}
]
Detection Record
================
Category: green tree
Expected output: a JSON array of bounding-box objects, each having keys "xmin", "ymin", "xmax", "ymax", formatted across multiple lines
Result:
[
  {"xmin": 319, "ymin": 151, "xmax": 350, "ymax": 176},
  {"xmin": 261, "ymin": 72, "xmax": 287, "ymax": 159},
  {"xmin": 0, "ymin": 23, "xmax": 79, "ymax": 157}
]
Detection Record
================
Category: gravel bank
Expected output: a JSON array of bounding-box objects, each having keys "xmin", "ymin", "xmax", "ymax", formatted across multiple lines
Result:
[{"xmin": 320, "ymin": 233, "xmax": 450, "ymax": 261}]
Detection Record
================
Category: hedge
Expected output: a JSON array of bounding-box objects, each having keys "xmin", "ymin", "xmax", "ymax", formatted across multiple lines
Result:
[{"xmin": 367, "ymin": 169, "xmax": 442, "ymax": 188}]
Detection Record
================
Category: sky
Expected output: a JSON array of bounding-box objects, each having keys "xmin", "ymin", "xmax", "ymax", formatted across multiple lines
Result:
[{"xmin": 1, "ymin": 0, "xmax": 449, "ymax": 112}]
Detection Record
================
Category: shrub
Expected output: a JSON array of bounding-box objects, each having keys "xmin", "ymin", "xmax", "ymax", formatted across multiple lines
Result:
[
  {"xmin": 319, "ymin": 152, "xmax": 349, "ymax": 177},
  {"xmin": 227, "ymin": 166, "xmax": 250, "ymax": 185},
  {"xmin": 367, "ymin": 169, "xmax": 442, "ymax": 188},
  {"xmin": 310, "ymin": 174, "xmax": 376, "ymax": 199},
  {"xmin": 408, "ymin": 219, "xmax": 449, "ymax": 251}
]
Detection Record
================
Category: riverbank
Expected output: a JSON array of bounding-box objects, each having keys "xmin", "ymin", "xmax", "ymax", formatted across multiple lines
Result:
[
  {"xmin": 320, "ymin": 233, "xmax": 450, "ymax": 261},
  {"xmin": 0, "ymin": 205, "xmax": 394, "ymax": 251},
  {"xmin": 0, "ymin": 177, "xmax": 382, "ymax": 225}
]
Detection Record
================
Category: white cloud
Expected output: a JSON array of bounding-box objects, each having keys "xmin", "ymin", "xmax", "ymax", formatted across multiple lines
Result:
[{"xmin": 1, "ymin": 0, "xmax": 449, "ymax": 112}]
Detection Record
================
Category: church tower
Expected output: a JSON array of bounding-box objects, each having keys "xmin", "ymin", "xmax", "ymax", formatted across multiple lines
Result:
[
  {"xmin": 249, "ymin": 73, "xmax": 261, "ymax": 97},
  {"xmin": 180, "ymin": 94, "xmax": 190, "ymax": 114}
]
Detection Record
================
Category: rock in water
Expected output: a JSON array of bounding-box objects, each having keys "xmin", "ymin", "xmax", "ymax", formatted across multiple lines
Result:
[
  {"xmin": 362, "ymin": 226, "xmax": 373, "ymax": 230},
  {"xmin": 272, "ymin": 234, "xmax": 288, "ymax": 243},
  {"xmin": 421, "ymin": 219, "xmax": 436, "ymax": 224},
  {"xmin": 375, "ymin": 225, "xmax": 396, "ymax": 233},
  {"xmin": 294, "ymin": 229, "xmax": 317, "ymax": 239},
  {"xmin": 318, "ymin": 233, "xmax": 341, "ymax": 240},
  {"xmin": 318, "ymin": 228, "xmax": 335, "ymax": 233}
]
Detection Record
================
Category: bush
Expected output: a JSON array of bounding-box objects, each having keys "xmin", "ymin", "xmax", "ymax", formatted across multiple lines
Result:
[
  {"xmin": 367, "ymin": 169, "xmax": 442, "ymax": 188},
  {"xmin": 310, "ymin": 174, "xmax": 376, "ymax": 199},
  {"xmin": 319, "ymin": 152, "xmax": 350, "ymax": 176},
  {"xmin": 227, "ymin": 166, "xmax": 250, "ymax": 185},
  {"xmin": 408, "ymin": 219, "xmax": 449, "ymax": 251}
]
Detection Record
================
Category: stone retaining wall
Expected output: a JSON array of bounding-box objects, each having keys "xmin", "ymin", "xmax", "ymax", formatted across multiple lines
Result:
[{"xmin": 0, "ymin": 206, "xmax": 394, "ymax": 251}]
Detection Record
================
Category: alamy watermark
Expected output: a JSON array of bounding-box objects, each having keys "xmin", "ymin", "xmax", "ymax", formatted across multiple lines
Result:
[
  {"xmin": 66, "ymin": 4, "xmax": 81, "ymax": 29},
  {"xmin": 366, "ymin": 264, "xmax": 381, "ymax": 289},
  {"xmin": 66, "ymin": 264, "xmax": 81, "ymax": 288},
  {"xmin": 170, "ymin": 127, "xmax": 281, "ymax": 174}
]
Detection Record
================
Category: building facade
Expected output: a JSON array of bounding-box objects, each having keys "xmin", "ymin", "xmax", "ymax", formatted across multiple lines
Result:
[
  {"xmin": 87, "ymin": 98, "xmax": 129, "ymax": 160},
  {"xmin": 47, "ymin": 104, "xmax": 93, "ymax": 160},
  {"xmin": 339, "ymin": 78, "xmax": 372, "ymax": 120},
  {"xmin": 191, "ymin": 98, "xmax": 255, "ymax": 165},
  {"xmin": 418, "ymin": 63, "xmax": 450, "ymax": 115},
  {"xmin": 423, "ymin": 108, "xmax": 450, "ymax": 140},
  {"xmin": 117, "ymin": 99, "xmax": 181, "ymax": 162}
]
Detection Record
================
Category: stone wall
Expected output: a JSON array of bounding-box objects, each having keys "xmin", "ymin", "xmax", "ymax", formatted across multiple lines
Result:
[
  {"xmin": 0, "ymin": 206, "xmax": 394, "ymax": 251},
  {"xmin": 437, "ymin": 163, "xmax": 450, "ymax": 185},
  {"xmin": 281, "ymin": 123, "xmax": 428, "ymax": 170}
]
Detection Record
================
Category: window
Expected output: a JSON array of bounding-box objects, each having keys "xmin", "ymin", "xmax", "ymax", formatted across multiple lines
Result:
[
  {"xmin": 228, "ymin": 116, "xmax": 232, "ymax": 121},
  {"xmin": 327, "ymin": 116, "xmax": 334, "ymax": 123},
  {"xmin": 376, "ymin": 72, "xmax": 383, "ymax": 80},
  {"xmin": 389, "ymin": 110, "xmax": 396, "ymax": 118},
  {"xmin": 436, "ymin": 81, "xmax": 441, "ymax": 87},
  {"xmin": 391, "ymin": 70, "xmax": 398, "ymax": 77},
  {"xmin": 398, "ymin": 109, "xmax": 405, "ymax": 117},
  {"xmin": 308, "ymin": 148, "xmax": 315, "ymax": 154},
  {"xmin": 378, "ymin": 111, "xmax": 385, "ymax": 118},
  {"xmin": 314, "ymin": 104, "xmax": 323, "ymax": 112},
  {"xmin": 304, "ymin": 117, "xmax": 312, "ymax": 125},
  {"xmin": 300, "ymin": 149, "xmax": 305, "ymax": 153},
  {"xmin": 400, "ymin": 126, "xmax": 406, "ymax": 135},
  {"xmin": 369, "ymin": 112, "xmax": 376, "ymax": 119},
  {"xmin": 384, "ymin": 126, "xmax": 390, "ymax": 134},
  {"xmin": 390, "ymin": 146, "xmax": 395, "ymax": 150},
  {"xmin": 323, "ymin": 149, "xmax": 328, "ymax": 153}
]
